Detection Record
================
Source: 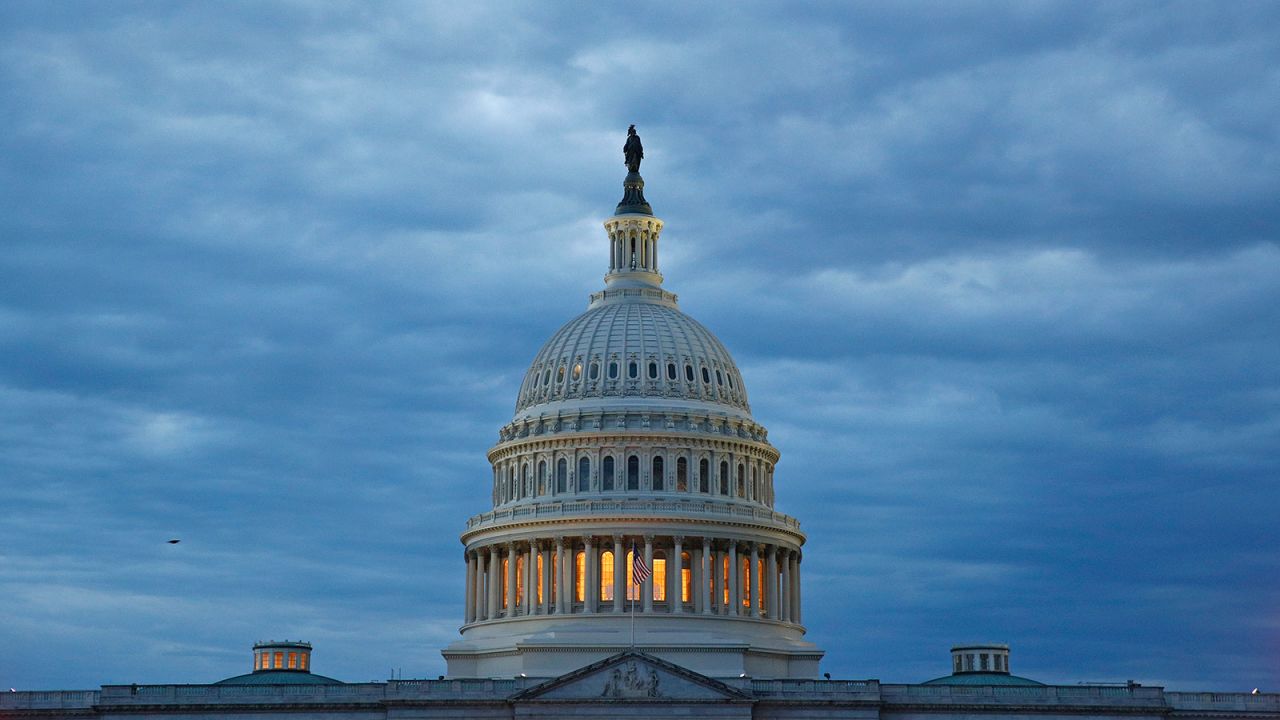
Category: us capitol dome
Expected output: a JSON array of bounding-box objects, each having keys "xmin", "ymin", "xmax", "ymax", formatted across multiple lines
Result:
[{"xmin": 443, "ymin": 127, "xmax": 824, "ymax": 679}]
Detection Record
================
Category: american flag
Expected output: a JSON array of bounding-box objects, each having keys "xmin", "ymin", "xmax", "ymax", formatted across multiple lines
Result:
[{"xmin": 632, "ymin": 549, "xmax": 651, "ymax": 584}]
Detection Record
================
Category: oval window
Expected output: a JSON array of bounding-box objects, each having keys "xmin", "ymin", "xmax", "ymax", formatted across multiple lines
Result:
[
  {"xmin": 727, "ymin": 373, "xmax": 735, "ymax": 390},
  {"xmin": 544, "ymin": 369, "xmax": 551, "ymax": 385},
  {"xmin": 701, "ymin": 367, "xmax": 710, "ymax": 384},
  {"xmin": 532, "ymin": 371, "xmax": 540, "ymax": 388},
  {"xmin": 572, "ymin": 363, "xmax": 582, "ymax": 380},
  {"xmin": 716, "ymin": 369, "xmax": 723, "ymax": 385},
  {"xmin": 648, "ymin": 362, "xmax": 658, "ymax": 379},
  {"xmin": 667, "ymin": 362, "xmax": 677, "ymax": 380},
  {"xmin": 609, "ymin": 361, "xmax": 619, "ymax": 379},
  {"xmin": 685, "ymin": 364, "xmax": 695, "ymax": 382},
  {"xmin": 589, "ymin": 362, "xmax": 600, "ymax": 380},
  {"xmin": 628, "ymin": 361, "xmax": 638, "ymax": 379},
  {"xmin": 556, "ymin": 366, "xmax": 565, "ymax": 383}
]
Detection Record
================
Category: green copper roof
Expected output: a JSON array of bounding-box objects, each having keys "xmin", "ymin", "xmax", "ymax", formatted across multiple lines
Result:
[
  {"xmin": 214, "ymin": 670, "xmax": 343, "ymax": 685},
  {"xmin": 923, "ymin": 672, "xmax": 1044, "ymax": 686}
]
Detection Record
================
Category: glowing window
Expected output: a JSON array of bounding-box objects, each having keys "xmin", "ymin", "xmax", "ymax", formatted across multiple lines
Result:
[
  {"xmin": 628, "ymin": 361, "xmax": 638, "ymax": 379},
  {"xmin": 652, "ymin": 555, "xmax": 667, "ymax": 601},
  {"xmin": 300, "ymin": 653, "xmax": 308, "ymax": 671},
  {"xmin": 274, "ymin": 652, "xmax": 284, "ymax": 669},
  {"xmin": 652, "ymin": 456, "xmax": 664, "ymax": 491},
  {"xmin": 722, "ymin": 555, "xmax": 730, "ymax": 606},
  {"xmin": 288, "ymin": 652, "xmax": 297, "ymax": 669},
  {"xmin": 602, "ymin": 456, "xmax": 615, "ymax": 490},
  {"xmin": 501, "ymin": 558, "xmax": 509, "ymax": 607},
  {"xmin": 608, "ymin": 361, "xmax": 618, "ymax": 379},
  {"xmin": 757, "ymin": 558, "xmax": 765, "ymax": 612},
  {"xmin": 556, "ymin": 458, "xmax": 567, "ymax": 493},
  {"xmin": 578, "ymin": 457, "xmax": 590, "ymax": 492},
  {"xmin": 627, "ymin": 455, "xmax": 639, "ymax": 490},
  {"xmin": 556, "ymin": 366, "xmax": 565, "ymax": 383},
  {"xmin": 647, "ymin": 361, "xmax": 658, "ymax": 379},
  {"xmin": 536, "ymin": 554, "xmax": 544, "ymax": 604},
  {"xmin": 626, "ymin": 550, "xmax": 640, "ymax": 600},
  {"xmin": 575, "ymin": 551, "xmax": 585, "ymax": 602},
  {"xmin": 516, "ymin": 555, "xmax": 525, "ymax": 606},
  {"xmin": 667, "ymin": 362, "xmax": 677, "ymax": 380},
  {"xmin": 589, "ymin": 362, "xmax": 599, "ymax": 380},
  {"xmin": 572, "ymin": 363, "xmax": 582, "ymax": 380},
  {"xmin": 601, "ymin": 551, "xmax": 615, "ymax": 601},
  {"xmin": 681, "ymin": 552, "xmax": 692, "ymax": 602}
]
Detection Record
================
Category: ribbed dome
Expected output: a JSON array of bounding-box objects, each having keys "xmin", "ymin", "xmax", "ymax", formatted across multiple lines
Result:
[{"xmin": 514, "ymin": 291, "xmax": 750, "ymax": 417}]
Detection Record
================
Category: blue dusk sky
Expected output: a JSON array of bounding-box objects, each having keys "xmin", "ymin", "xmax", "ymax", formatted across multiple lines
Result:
[{"xmin": 2, "ymin": 1, "xmax": 1278, "ymax": 692}]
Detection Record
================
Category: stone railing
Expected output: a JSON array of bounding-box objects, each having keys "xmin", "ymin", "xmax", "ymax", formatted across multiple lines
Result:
[
  {"xmin": 881, "ymin": 684, "xmax": 1167, "ymax": 705},
  {"xmin": 0, "ymin": 691, "xmax": 100, "ymax": 710},
  {"xmin": 466, "ymin": 498, "xmax": 801, "ymax": 531},
  {"xmin": 96, "ymin": 683, "xmax": 392, "ymax": 705},
  {"xmin": 1166, "ymin": 691, "xmax": 1280, "ymax": 712},
  {"xmin": 749, "ymin": 679, "xmax": 879, "ymax": 697}
]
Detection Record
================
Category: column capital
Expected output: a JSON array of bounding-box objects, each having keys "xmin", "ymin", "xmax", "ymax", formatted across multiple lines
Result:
[
  {"xmin": 643, "ymin": 533, "xmax": 654, "ymax": 543},
  {"xmin": 612, "ymin": 534, "xmax": 623, "ymax": 544},
  {"xmin": 583, "ymin": 535, "xmax": 595, "ymax": 547},
  {"xmin": 673, "ymin": 535, "xmax": 684, "ymax": 545}
]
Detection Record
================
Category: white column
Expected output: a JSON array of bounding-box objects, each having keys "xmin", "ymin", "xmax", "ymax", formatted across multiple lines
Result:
[
  {"xmin": 780, "ymin": 548, "xmax": 791, "ymax": 622},
  {"xmin": 486, "ymin": 547, "xmax": 500, "ymax": 621},
  {"xmin": 728, "ymin": 542, "xmax": 740, "ymax": 616},
  {"xmin": 749, "ymin": 543, "xmax": 760, "ymax": 618},
  {"xmin": 540, "ymin": 542, "xmax": 551, "ymax": 615},
  {"xmin": 464, "ymin": 551, "xmax": 476, "ymax": 624},
  {"xmin": 699, "ymin": 537, "xmax": 712, "ymax": 614},
  {"xmin": 671, "ymin": 536, "xmax": 684, "ymax": 614},
  {"xmin": 554, "ymin": 537, "xmax": 566, "ymax": 614},
  {"xmin": 766, "ymin": 545, "xmax": 779, "ymax": 619},
  {"xmin": 584, "ymin": 536, "xmax": 596, "ymax": 613},
  {"xmin": 612, "ymin": 535, "xmax": 624, "ymax": 613},
  {"xmin": 522, "ymin": 540, "xmax": 535, "ymax": 615},
  {"xmin": 643, "ymin": 535, "xmax": 654, "ymax": 613},
  {"xmin": 793, "ymin": 552, "xmax": 803, "ymax": 624}
]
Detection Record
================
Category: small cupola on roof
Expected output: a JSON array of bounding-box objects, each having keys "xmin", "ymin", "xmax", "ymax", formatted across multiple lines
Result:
[
  {"xmin": 923, "ymin": 643, "xmax": 1044, "ymax": 686},
  {"xmin": 215, "ymin": 640, "xmax": 342, "ymax": 685},
  {"xmin": 605, "ymin": 125, "xmax": 664, "ymax": 292}
]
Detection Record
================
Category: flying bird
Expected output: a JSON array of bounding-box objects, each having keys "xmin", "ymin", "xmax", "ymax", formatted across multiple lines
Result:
[{"xmin": 167, "ymin": 539, "xmax": 181, "ymax": 544}]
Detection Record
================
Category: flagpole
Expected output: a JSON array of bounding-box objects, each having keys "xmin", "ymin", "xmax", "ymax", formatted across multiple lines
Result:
[{"xmin": 629, "ymin": 540, "xmax": 636, "ymax": 648}]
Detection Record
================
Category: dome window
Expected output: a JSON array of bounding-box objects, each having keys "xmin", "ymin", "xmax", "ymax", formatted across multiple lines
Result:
[
  {"xmin": 543, "ymin": 369, "xmax": 551, "ymax": 386},
  {"xmin": 716, "ymin": 369, "xmax": 723, "ymax": 385},
  {"xmin": 701, "ymin": 367, "xmax": 711, "ymax": 384},
  {"xmin": 719, "ymin": 461, "xmax": 729, "ymax": 495},
  {"xmin": 698, "ymin": 458, "xmax": 709, "ymax": 493},
  {"xmin": 589, "ymin": 362, "xmax": 600, "ymax": 380},
  {"xmin": 727, "ymin": 373, "xmax": 735, "ymax": 390},
  {"xmin": 572, "ymin": 363, "xmax": 582, "ymax": 381},
  {"xmin": 556, "ymin": 458, "xmax": 567, "ymax": 493},
  {"xmin": 628, "ymin": 361, "xmax": 638, "ymax": 379},
  {"xmin": 676, "ymin": 457, "xmax": 688, "ymax": 491},
  {"xmin": 627, "ymin": 455, "xmax": 640, "ymax": 490},
  {"xmin": 602, "ymin": 456, "xmax": 615, "ymax": 490},
  {"xmin": 685, "ymin": 364, "xmax": 695, "ymax": 382},
  {"xmin": 667, "ymin": 362, "xmax": 677, "ymax": 380},
  {"xmin": 608, "ymin": 361, "xmax": 618, "ymax": 379},
  {"xmin": 577, "ymin": 457, "xmax": 590, "ymax": 492},
  {"xmin": 532, "ymin": 372, "xmax": 540, "ymax": 388},
  {"xmin": 556, "ymin": 366, "xmax": 565, "ymax": 383},
  {"xmin": 647, "ymin": 361, "xmax": 658, "ymax": 379},
  {"xmin": 652, "ymin": 456, "xmax": 664, "ymax": 491}
]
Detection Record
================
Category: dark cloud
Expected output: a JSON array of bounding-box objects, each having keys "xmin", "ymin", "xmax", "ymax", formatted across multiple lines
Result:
[{"xmin": 1, "ymin": 0, "xmax": 1277, "ymax": 692}]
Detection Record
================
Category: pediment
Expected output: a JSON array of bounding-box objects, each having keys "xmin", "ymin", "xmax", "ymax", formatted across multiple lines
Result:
[{"xmin": 514, "ymin": 651, "xmax": 750, "ymax": 702}]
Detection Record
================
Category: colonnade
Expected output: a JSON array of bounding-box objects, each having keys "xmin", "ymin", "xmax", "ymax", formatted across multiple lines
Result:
[{"xmin": 463, "ymin": 535, "xmax": 802, "ymax": 626}]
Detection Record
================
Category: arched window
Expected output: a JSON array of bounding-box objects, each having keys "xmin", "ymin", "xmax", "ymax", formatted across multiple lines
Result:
[
  {"xmin": 652, "ymin": 456, "xmax": 664, "ymax": 491},
  {"xmin": 702, "ymin": 367, "xmax": 711, "ymax": 384},
  {"xmin": 575, "ymin": 550, "xmax": 585, "ymax": 602},
  {"xmin": 736, "ymin": 464, "xmax": 745, "ymax": 497},
  {"xmin": 741, "ymin": 556, "xmax": 751, "ymax": 609},
  {"xmin": 602, "ymin": 456, "xmax": 615, "ymax": 491},
  {"xmin": 681, "ymin": 551, "xmax": 692, "ymax": 603},
  {"xmin": 627, "ymin": 455, "xmax": 639, "ymax": 490},
  {"xmin": 501, "ymin": 556, "xmax": 509, "ymax": 608},
  {"xmin": 589, "ymin": 362, "xmax": 599, "ymax": 380},
  {"xmin": 601, "ymin": 550, "xmax": 615, "ymax": 601},
  {"xmin": 556, "ymin": 458, "xmax": 567, "ymax": 493},
  {"xmin": 676, "ymin": 457, "xmax": 688, "ymax": 492},
  {"xmin": 509, "ymin": 466, "xmax": 516, "ymax": 500},
  {"xmin": 685, "ymin": 364, "xmax": 695, "ymax": 382},
  {"xmin": 608, "ymin": 361, "xmax": 618, "ymax": 379},
  {"xmin": 667, "ymin": 362, "xmax": 677, "ymax": 380},
  {"xmin": 578, "ymin": 457, "xmax": 590, "ymax": 492},
  {"xmin": 719, "ymin": 461, "xmax": 729, "ymax": 495},
  {"xmin": 750, "ymin": 465, "xmax": 757, "ymax": 499},
  {"xmin": 626, "ymin": 550, "xmax": 640, "ymax": 601},
  {"xmin": 532, "ymin": 370, "xmax": 540, "ymax": 388},
  {"xmin": 543, "ymin": 369, "xmax": 551, "ymax": 386},
  {"xmin": 522, "ymin": 463, "xmax": 531, "ymax": 496},
  {"xmin": 516, "ymin": 554, "xmax": 525, "ymax": 606},
  {"xmin": 538, "ymin": 461, "xmax": 547, "ymax": 496},
  {"xmin": 699, "ymin": 459, "xmax": 709, "ymax": 493},
  {"xmin": 647, "ymin": 361, "xmax": 658, "ymax": 379},
  {"xmin": 628, "ymin": 361, "xmax": 638, "ymax": 379}
]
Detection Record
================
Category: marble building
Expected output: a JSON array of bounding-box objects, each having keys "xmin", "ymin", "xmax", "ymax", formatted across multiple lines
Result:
[{"xmin": 3, "ymin": 131, "xmax": 1276, "ymax": 720}]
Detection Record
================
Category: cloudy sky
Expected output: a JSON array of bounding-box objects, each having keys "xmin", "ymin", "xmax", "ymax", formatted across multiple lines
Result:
[{"xmin": 2, "ymin": 0, "xmax": 1278, "ymax": 692}]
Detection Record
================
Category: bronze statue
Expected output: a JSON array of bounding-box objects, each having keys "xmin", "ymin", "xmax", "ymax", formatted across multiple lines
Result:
[{"xmin": 624, "ymin": 124, "xmax": 643, "ymax": 172}]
